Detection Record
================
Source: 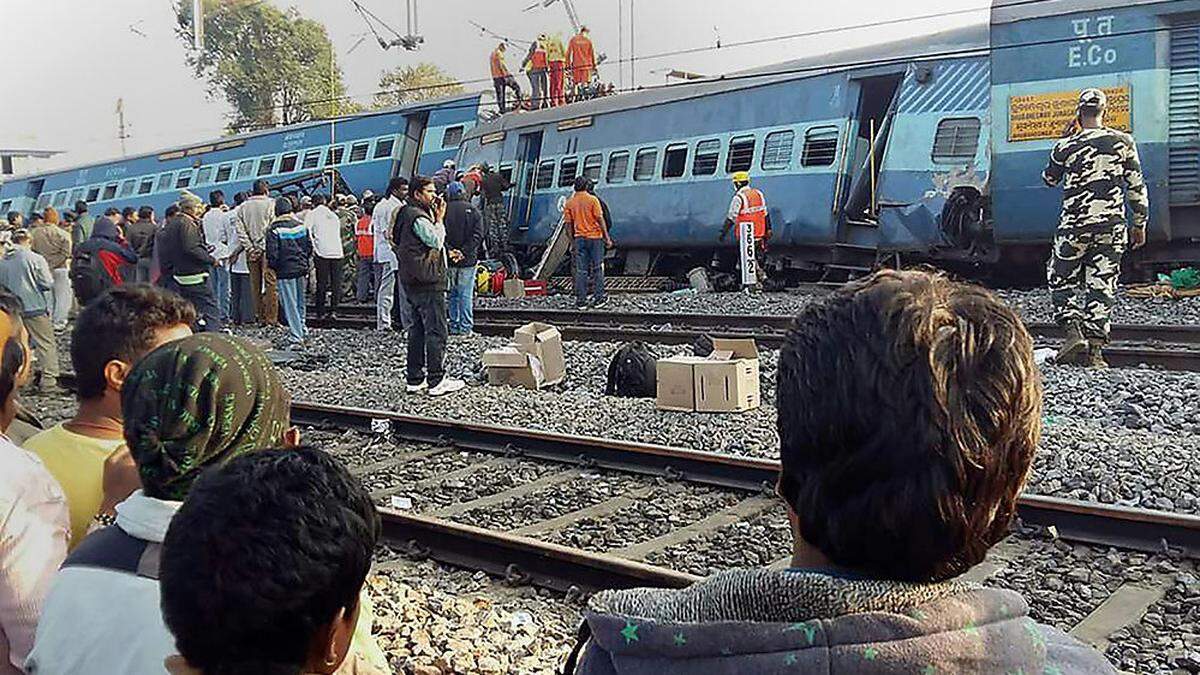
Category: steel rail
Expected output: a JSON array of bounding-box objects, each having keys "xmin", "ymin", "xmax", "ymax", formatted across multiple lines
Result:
[
  {"xmin": 378, "ymin": 509, "xmax": 700, "ymax": 593},
  {"xmin": 293, "ymin": 401, "xmax": 1200, "ymax": 559}
]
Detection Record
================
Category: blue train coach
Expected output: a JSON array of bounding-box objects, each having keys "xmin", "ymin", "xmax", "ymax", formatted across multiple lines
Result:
[
  {"xmin": 460, "ymin": 0, "xmax": 1200, "ymax": 279},
  {"xmin": 0, "ymin": 92, "xmax": 485, "ymax": 221}
]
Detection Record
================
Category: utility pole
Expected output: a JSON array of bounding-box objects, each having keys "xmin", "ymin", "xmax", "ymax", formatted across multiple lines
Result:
[
  {"xmin": 192, "ymin": 0, "xmax": 204, "ymax": 49},
  {"xmin": 116, "ymin": 98, "xmax": 129, "ymax": 156},
  {"xmin": 629, "ymin": 0, "xmax": 636, "ymax": 89}
]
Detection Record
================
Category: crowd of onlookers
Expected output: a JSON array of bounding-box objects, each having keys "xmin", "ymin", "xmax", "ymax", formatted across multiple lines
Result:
[{"xmin": 0, "ymin": 263, "xmax": 1123, "ymax": 673}]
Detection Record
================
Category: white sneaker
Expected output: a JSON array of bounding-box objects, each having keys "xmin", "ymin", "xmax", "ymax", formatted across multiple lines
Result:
[
  {"xmin": 427, "ymin": 378, "xmax": 466, "ymax": 397},
  {"xmin": 405, "ymin": 380, "xmax": 428, "ymax": 394}
]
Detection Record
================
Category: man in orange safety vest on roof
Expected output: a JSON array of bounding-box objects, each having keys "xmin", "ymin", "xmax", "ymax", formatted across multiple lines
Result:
[
  {"xmin": 490, "ymin": 43, "xmax": 522, "ymax": 113},
  {"xmin": 719, "ymin": 171, "xmax": 771, "ymax": 288},
  {"xmin": 568, "ymin": 27, "xmax": 596, "ymax": 95}
]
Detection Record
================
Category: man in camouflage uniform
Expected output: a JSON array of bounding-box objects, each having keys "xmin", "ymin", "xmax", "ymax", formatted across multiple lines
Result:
[{"xmin": 1043, "ymin": 88, "xmax": 1148, "ymax": 368}]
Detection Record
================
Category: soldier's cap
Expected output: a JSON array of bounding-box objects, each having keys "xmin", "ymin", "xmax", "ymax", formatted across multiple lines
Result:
[{"xmin": 1078, "ymin": 88, "xmax": 1107, "ymax": 109}]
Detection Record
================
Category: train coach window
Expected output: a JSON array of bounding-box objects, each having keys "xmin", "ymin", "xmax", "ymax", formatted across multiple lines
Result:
[
  {"xmin": 558, "ymin": 157, "xmax": 578, "ymax": 188},
  {"xmin": 726, "ymin": 136, "xmax": 755, "ymax": 174},
  {"xmin": 279, "ymin": 153, "xmax": 299, "ymax": 173},
  {"xmin": 349, "ymin": 142, "xmax": 370, "ymax": 163},
  {"xmin": 118, "ymin": 180, "xmax": 136, "ymax": 198},
  {"xmin": 374, "ymin": 137, "xmax": 396, "ymax": 159},
  {"xmin": 326, "ymin": 146, "xmax": 345, "ymax": 166},
  {"xmin": 102, "ymin": 184, "xmax": 118, "ymax": 201},
  {"xmin": 175, "ymin": 171, "xmax": 193, "ymax": 189},
  {"xmin": 257, "ymin": 157, "xmax": 276, "ymax": 176},
  {"xmin": 535, "ymin": 160, "xmax": 555, "ymax": 190},
  {"xmin": 442, "ymin": 126, "xmax": 465, "ymax": 149},
  {"xmin": 215, "ymin": 164, "xmax": 233, "ymax": 183},
  {"xmin": 70, "ymin": 188, "xmax": 86, "ymax": 204},
  {"xmin": 662, "ymin": 144, "xmax": 688, "ymax": 179},
  {"xmin": 499, "ymin": 163, "xmax": 513, "ymax": 184},
  {"xmin": 693, "ymin": 139, "xmax": 720, "ymax": 176},
  {"xmin": 302, "ymin": 149, "xmax": 322, "ymax": 170},
  {"xmin": 762, "ymin": 131, "xmax": 795, "ymax": 170},
  {"xmin": 35, "ymin": 193, "xmax": 52, "ymax": 210},
  {"xmin": 195, "ymin": 166, "xmax": 214, "ymax": 186},
  {"xmin": 802, "ymin": 126, "xmax": 839, "ymax": 167},
  {"xmin": 86, "ymin": 186, "xmax": 101, "ymax": 203},
  {"xmin": 0, "ymin": 200, "xmax": 10, "ymax": 214},
  {"xmin": 634, "ymin": 148, "xmax": 658, "ymax": 181},
  {"xmin": 606, "ymin": 151, "xmax": 629, "ymax": 184},
  {"xmin": 582, "ymin": 154, "xmax": 603, "ymax": 183},
  {"xmin": 54, "ymin": 191, "xmax": 69, "ymax": 208},
  {"xmin": 932, "ymin": 117, "xmax": 981, "ymax": 164},
  {"xmin": 138, "ymin": 178, "xmax": 154, "ymax": 195},
  {"xmin": 236, "ymin": 160, "xmax": 255, "ymax": 179}
]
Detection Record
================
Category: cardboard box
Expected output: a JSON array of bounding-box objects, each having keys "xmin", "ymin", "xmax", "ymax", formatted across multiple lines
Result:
[
  {"xmin": 655, "ymin": 338, "xmax": 760, "ymax": 413},
  {"xmin": 513, "ymin": 322, "xmax": 565, "ymax": 386},
  {"xmin": 503, "ymin": 278, "xmax": 526, "ymax": 298},
  {"xmin": 481, "ymin": 323, "xmax": 566, "ymax": 390}
]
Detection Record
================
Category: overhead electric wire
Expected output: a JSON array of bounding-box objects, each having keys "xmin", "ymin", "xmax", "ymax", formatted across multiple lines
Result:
[{"xmin": 221, "ymin": 13, "xmax": 1175, "ymax": 126}]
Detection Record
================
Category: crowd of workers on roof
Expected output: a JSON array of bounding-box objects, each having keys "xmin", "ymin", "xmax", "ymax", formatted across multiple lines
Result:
[{"xmin": 489, "ymin": 26, "xmax": 609, "ymax": 113}]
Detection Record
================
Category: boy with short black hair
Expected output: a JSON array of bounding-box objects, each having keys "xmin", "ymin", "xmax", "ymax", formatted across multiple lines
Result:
[{"xmin": 566, "ymin": 269, "xmax": 1114, "ymax": 674}]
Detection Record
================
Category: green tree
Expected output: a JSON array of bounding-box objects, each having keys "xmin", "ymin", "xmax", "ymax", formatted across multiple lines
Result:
[
  {"xmin": 372, "ymin": 63, "xmax": 465, "ymax": 108},
  {"xmin": 176, "ymin": 1, "xmax": 358, "ymax": 133}
]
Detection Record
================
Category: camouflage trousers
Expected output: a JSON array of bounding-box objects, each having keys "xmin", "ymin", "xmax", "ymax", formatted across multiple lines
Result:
[
  {"xmin": 1047, "ymin": 228, "xmax": 1126, "ymax": 342},
  {"xmin": 484, "ymin": 201, "xmax": 510, "ymax": 259}
]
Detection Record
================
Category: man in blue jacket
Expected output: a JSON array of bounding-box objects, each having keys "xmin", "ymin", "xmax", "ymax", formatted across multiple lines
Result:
[
  {"xmin": 266, "ymin": 197, "xmax": 312, "ymax": 349},
  {"xmin": 0, "ymin": 229, "xmax": 58, "ymax": 388}
]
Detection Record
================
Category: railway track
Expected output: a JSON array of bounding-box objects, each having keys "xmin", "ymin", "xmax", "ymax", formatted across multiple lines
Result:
[
  {"xmin": 293, "ymin": 401, "xmax": 1200, "ymax": 595},
  {"xmin": 308, "ymin": 305, "xmax": 1200, "ymax": 371}
]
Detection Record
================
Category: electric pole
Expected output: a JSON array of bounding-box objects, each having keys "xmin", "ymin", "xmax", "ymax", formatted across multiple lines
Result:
[{"xmin": 116, "ymin": 98, "xmax": 129, "ymax": 156}]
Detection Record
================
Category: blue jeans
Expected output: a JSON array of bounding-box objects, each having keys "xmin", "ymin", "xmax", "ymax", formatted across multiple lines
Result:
[
  {"xmin": 276, "ymin": 276, "xmax": 307, "ymax": 344},
  {"xmin": 447, "ymin": 266, "xmax": 476, "ymax": 334},
  {"xmin": 208, "ymin": 265, "xmax": 231, "ymax": 323},
  {"xmin": 573, "ymin": 238, "xmax": 606, "ymax": 305}
]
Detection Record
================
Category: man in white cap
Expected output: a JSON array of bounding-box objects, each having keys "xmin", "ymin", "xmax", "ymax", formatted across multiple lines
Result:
[{"xmin": 1043, "ymin": 88, "xmax": 1149, "ymax": 368}]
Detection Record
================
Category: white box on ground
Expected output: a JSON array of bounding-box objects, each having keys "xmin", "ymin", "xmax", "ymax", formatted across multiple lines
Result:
[
  {"xmin": 482, "ymin": 323, "xmax": 566, "ymax": 390},
  {"xmin": 655, "ymin": 338, "xmax": 760, "ymax": 412}
]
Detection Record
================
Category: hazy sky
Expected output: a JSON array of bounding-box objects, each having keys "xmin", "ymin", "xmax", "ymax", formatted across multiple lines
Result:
[{"xmin": 0, "ymin": 0, "xmax": 986, "ymax": 171}]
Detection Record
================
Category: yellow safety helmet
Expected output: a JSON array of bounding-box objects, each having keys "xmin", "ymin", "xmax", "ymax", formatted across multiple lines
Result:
[{"xmin": 731, "ymin": 171, "xmax": 750, "ymax": 184}]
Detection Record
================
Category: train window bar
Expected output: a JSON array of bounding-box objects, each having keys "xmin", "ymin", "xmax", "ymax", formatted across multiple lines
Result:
[
  {"xmin": 762, "ymin": 131, "xmax": 795, "ymax": 170},
  {"xmin": 606, "ymin": 151, "xmax": 629, "ymax": 184},
  {"xmin": 257, "ymin": 157, "xmax": 277, "ymax": 177},
  {"xmin": 634, "ymin": 148, "xmax": 658, "ymax": 181},
  {"xmin": 326, "ymin": 146, "xmax": 345, "ymax": 166},
  {"xmin": 802, "ymin": 126, "xmax": 839, "ymax": 167},
  {"xmin": 348, "ymin": 143, "xmax": 370, "ymax": 163},
  {"xmin": 726, "ymin": 136, "xmax": 756, "ymax": 174},
  {"xmin": 279, "ymin": 153, "xmax": 299, "ymax": 174},
  {"xmin": 535, "ymin": 160, "xmax": 556, "ymax": 190},
  {"xmin": 119, "ymin": 180, "xmax": 136, "ymax": 198},
  {"xmin": 175, "ymin": 171, "xmax": 193, "ymax": 189},
  {"xmin": 35, "ymin": 193, "xmax": 52, "ymax": 210},
  {"xmin": 302, "ymin": 149, "xmax": 323, "ymax": 170},
  {"xmin": 86, "ymin": 187, "xmax": 101, "ymax": 203},
  {"xmin": 582, "ymin": 154, "xmax": 603, "ymax": 183},
  {"xmin": 195, "ymin": 166, "xmax": 214, "ymax": 186},
  {"xmin": 138, "ymin": 178, "xmax": 154, "ymax": 195},
  {"xmin": 235, "ymin": 160, "xmax": 255, "ymax": 180},
  {"xmin": 693, "ymin": 139, "xmax": 720, "ymax": 176},
  {"xmin": 215, "ymin": 165, "xmax": 233, "ymax": 183},
  {"xmin": 442, "ymin": 126, "xmax": 465, "ymax": 149},
  {"xmin": 70, "ymin": 188, "xmax": 86, "ymax": 204},
  {"xmin": 54, "ymin": 191, "xmax": 69, "ymax": 208},
  {"xmin": 558, "ymin": 157, "xmax": 579, "ymax": 188},
  {"xmin": 931, "ymin": 117, "xmax": 981, "ymax": 165},
  {"xmin": 373, "ymin": 137, "xmax": 396, "ymax": 160},
  {"xmin": 662, "ymin": 144, "xmax": 688, "ymax": 179},
  {"xmin": 102, "ymin": 184, "xmax": 118, "ymax": 201}
]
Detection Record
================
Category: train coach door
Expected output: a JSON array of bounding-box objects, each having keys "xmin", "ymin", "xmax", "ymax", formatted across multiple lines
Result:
[
  {"xmin": 396, "ymin": 113, "xmax": 428, "ymax": 179},
  {"xmin": 841, "ymin": 73, "xmax": 904, "ymax": 225},
  {"xmin": 511, "ymin": 131, "xmax": 543, "ymax": 232}
]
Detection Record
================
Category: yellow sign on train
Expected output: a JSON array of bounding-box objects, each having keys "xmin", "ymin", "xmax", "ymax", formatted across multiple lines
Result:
[{"xmin": 1008, "ymin": 85, "xmax": 1131, "ymax": 142}]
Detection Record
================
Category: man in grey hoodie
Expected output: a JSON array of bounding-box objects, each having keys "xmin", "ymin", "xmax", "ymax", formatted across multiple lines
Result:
[
  {"xmin": 566, "ymin": 269, "xmax": 1114, "ymax": 675},
  {"xmin": 0, "ymin": 230, "xmax": 58, "ymax": 387}
]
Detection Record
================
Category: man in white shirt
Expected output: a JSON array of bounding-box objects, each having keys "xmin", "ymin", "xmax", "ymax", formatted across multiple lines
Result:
[
  {"xmin": 0, "ymin": 298, "xmax": 69, "ymax": 675},
  {"xmin": 303, "ymin": 194, "xmax": 344, "ymax": 319},
  {"xmin": 371, "ymin": 178, "xmax": 412, "ymax": 332},
  {"xmin": 201, "ymin": 191, "xmax": 234, "ymax": 327}
]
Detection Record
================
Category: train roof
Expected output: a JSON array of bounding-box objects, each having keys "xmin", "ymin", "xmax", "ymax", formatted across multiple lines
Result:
[
  {"xmin": 6, "ymin": 91, "xmax": 483, "ymax": 182},
  {"xmin": 464, "ymin": 24, "xmax": 989, "ymax": 142},
  {"xmin": 990, "ymin": 0, "xmax": 1168, "ymax": 24}
]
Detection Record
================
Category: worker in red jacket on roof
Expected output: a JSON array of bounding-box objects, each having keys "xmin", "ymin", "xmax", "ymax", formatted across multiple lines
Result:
[{"xmin": 568, "ymin": 27, "xmax": 596, "ymax": 93}]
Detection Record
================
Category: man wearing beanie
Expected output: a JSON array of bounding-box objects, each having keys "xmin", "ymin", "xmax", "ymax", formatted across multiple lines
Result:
[{"xmin": 157, "ymin": 190, "xmax": 220, "ymax": 332}]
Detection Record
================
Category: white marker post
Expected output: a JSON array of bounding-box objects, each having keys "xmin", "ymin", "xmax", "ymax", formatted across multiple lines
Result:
[{"xmin": 738, "ymin": 221, "xmax": 757, "ymax": 289}]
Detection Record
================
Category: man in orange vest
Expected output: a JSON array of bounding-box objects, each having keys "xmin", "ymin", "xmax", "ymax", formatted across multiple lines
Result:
[
  {"xmin": 489, "ymin": 43, "xmax": 522, "ymax": 113},
  {"xmin": 521, "ymin": 35, "xmax": 549, "ymax": 109},
  {"xmin": 568, "ymin": 26, "xmax": 596, "ymax": 95},
  {"xmin": 719, "ymin": 171, "xmax": 771, "ymax": 286},
  {"xmin": 545, "ymin": 33, "xmax": 567, "ymax": 107}
]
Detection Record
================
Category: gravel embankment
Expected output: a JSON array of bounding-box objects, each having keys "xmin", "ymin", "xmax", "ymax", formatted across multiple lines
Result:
[{"xmin": 479, "ymin": 286, "xmax": 1200, "ymax": 326}]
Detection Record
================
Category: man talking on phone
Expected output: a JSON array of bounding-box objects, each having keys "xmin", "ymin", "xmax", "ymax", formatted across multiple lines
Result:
[
  {"xmin": 1043, "ymin": 88, "xmax": 1149, "ymax": 368},
  {"xmin": 394, "ymin": 176, "xmax": 466, "ymax": 397}
]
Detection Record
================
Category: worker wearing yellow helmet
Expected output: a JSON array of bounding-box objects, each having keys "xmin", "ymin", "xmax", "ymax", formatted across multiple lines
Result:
[{"xmin": 720, "ymin": 171, "xmax": 771, "ymax": 286}]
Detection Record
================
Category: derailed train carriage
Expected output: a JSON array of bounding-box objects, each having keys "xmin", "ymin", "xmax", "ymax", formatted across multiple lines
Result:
[{"xmin": 459, "ymin": 0, "xmax": 1200, "ymax": 280}]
